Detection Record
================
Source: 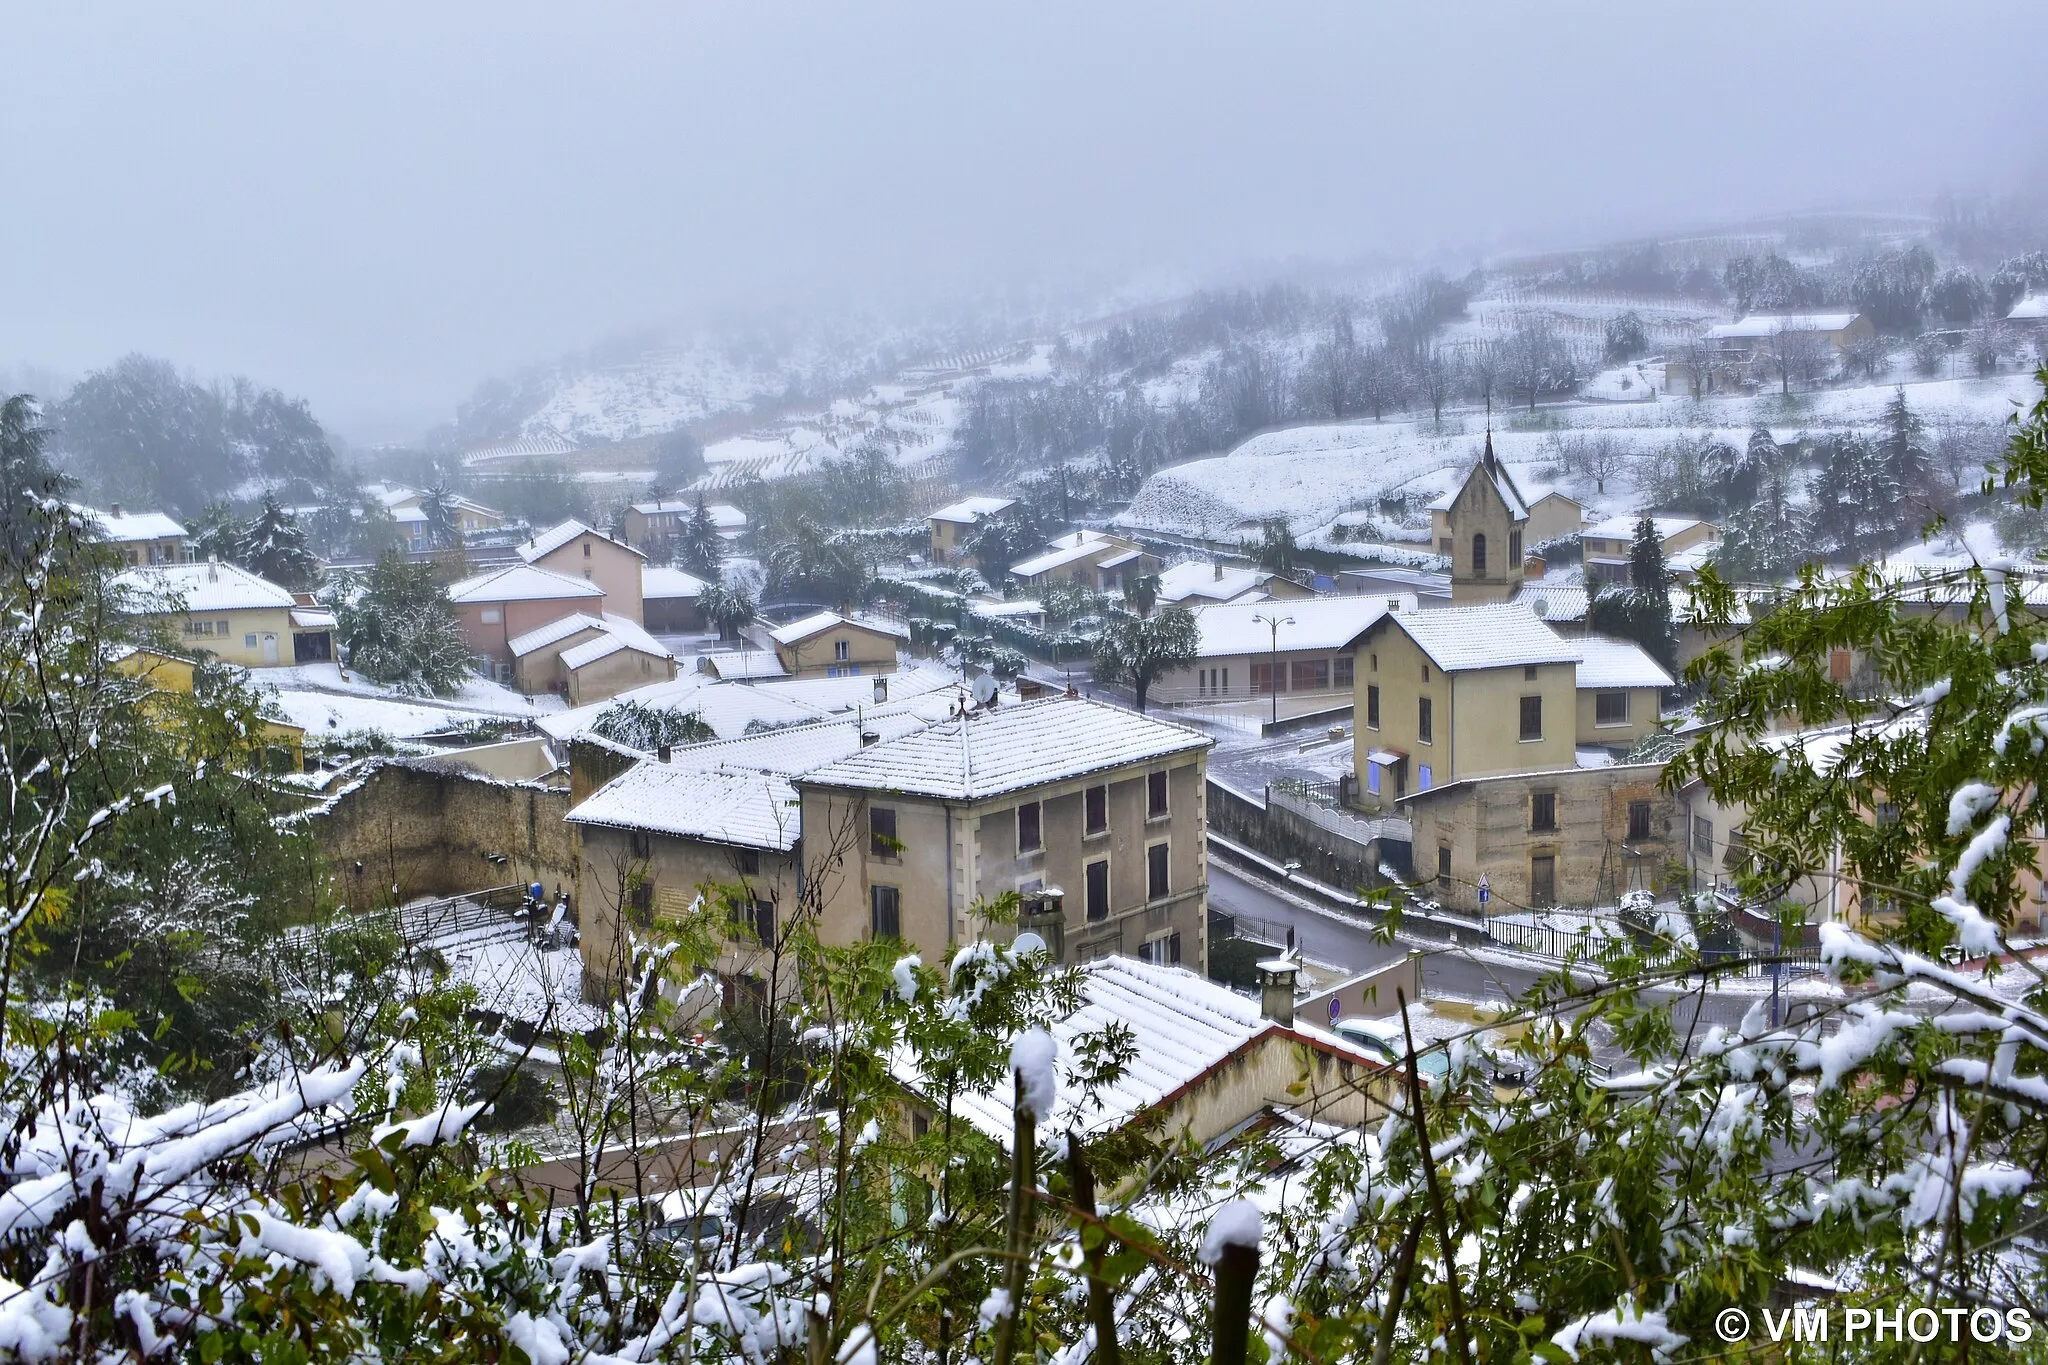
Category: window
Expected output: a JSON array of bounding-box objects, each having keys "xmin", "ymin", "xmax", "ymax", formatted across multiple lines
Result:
[
  {"xmin": 628, "ymin": 830, "xmax": 651, "ymax": 860},
  {"xmin": 1524, "ymin": 665, "xmax": 1538, "ymax": 681},
  {"xmin": 1291, "ymin": 658, "xmax": 1329, "ymax": 691},
  {"xmin": 481, "ymin": 608, "xmax": 501, "ymax": 625},
  {"xmin": 1628, "ymin": 801, "xmax": 1653, "ymax": 841},
  {"xmin": 1085, "ymin": 859, "xmax": 1110, "ymax": 921},
  {"xmin": 735, "ymin": 849, "xmax": 761, "ymax": 875},
  {"xmin": 1084, "ymin": 785, "xmax": 1108, "ymax": 835},
  {"xmin": 1147, "ymin": 842, "xmax": 1169, "ymax": 900},
  {"xmin": 834, "ymin": 639, "xmax": 850, "ymax": 661},
  {"xmin": 1417, "ymin": 763, "xmax": 1432, "ymax": 790},
  {"xmin": 1141, "ymin": 932, "xmax": 1182, "ymax": 965},
  {"xmin": 1334, "ymin": 655, "xmax": 1354, "ymax": 687},
  {"xmin": 1530, "ymin": 855, "xmax": 1556, "ymax": 906},
  {"xmin": 1370, "ymin": 652, "xmax": 1378, "ymax": 672},
  {"xmin": 870, "ymin": 886, "xmax": 901, "ymax": 939},
  {"xmin": 1438, "ymin": 536, "xmax": 1453, "ymax": 556},
  {"xmin": 1596, "ymin": 691, "xmax": 1630, "ymax": 726},
  {"xmin": 1829, "ymin": 648, "xmax": 1853, "ymax": 682},
  {"xmin": 244, "ymin": 634, "xmax": 258, "ymax": 649},
  {"xmin": 1692, "ymin": 814, "xmax": 1714, "ymax": 857},
  {"xmin": 1017, "ymin": 801, "xmax": 1042, "ymax": 854},
  {"xmin": 1437, "ymin": 845, "xmax": 1451, "ymax": 887},
  {"xmin": 1509, "ymin": 529, "xmax": 1522, "ymax": 566},
  {"xmin": 583, "ymin": 541, "xmax": 591, "ymax": 557},
  {"xmin": 1421, "ymin": 663, "xmax": 1429, "ymax": 681},
  {"xmin": 1531, "ymin": 791, "xmax": 1557, "ymax": 832},
  {"xmin": 1519, "ymin": 695, "xmax": 1543, "ymax": 741},
  {"xmin": 1250, "ymin": 661, "xmax": 1285, "ymax": 694},
  {"xmin": 629, "ymin": 880, "xmax": 652, "ymax": 914},
  {"xmin": 1366, "ymin": 762, "xmax": 1380, "ymax": 795},
  {"xmin": 870, "ymin": 806, "xmax": 898, "ymax": 858},
  {"xmin": 1472, "ymin": 532, "xmax": 1488, "ymax": 578},
  {"xmin": 1418, "ymin": 697, "xmax": 1433, "ymax": 744},
  {"xmin": 730, "ymin": 895, "xmax": 775, "ymax": 945},
  {"xmin": 216, "ymin": 619, "xmax": 229, "ymax": 636},
  {"xmin": 1147, "ymin": 770, "xmax": 1169, "ymax": 818},
  {"xmin": 1366, "ymin": 685, "xmax": 1381, "ymax": 730}
]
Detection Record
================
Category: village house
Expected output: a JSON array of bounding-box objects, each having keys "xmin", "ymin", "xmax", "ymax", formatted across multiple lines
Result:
[
  {"xmin": 621, "ymin": 499, "xmax": 746, "ymax": 548},
  {"xmin": 1434, "ymin": 436, "xmax": 1531, "ymax": 605},
  {"xmin": 364, "ymin": 483, "xmax": 508, "ymax": 542},
  {"xmin": 796, "ymin": 696, "xmax": 1213, "ymax": 971},
  {"xmin": 447, "ymin": 562, "xmax": 608, "ymax": 679},
  {"xmin": 1702, "ymin": 312, "xmax": 1875, "ymax": 362},
  {"xmin": 925, "ymin": 495, "xmax": 1016, "ymax": 566},
  {"xmin": 768, "ymin": 611, "xmax": 904, "ymax": 679},
  {"xmin": 1008, "ymin": 529, "xmax": 1160, "ymax": 594},
  {"xmin": 111, "ymin": 645, "xmax": 306, "ymax": 771},
  {"xmin": 1337, "ymin": 565, "xmax": 1451, "ymax": 606},
  {"xmin": 1151, "ymin": 595, "xmax": 1412, "ymax": 711},
  {"xmin": 640, "ymin": 565, "xmax": 711, "ymax": 634},
  {"xmin": 1431, "ymin": 482, "xmax": 1582, "ymax": 558},
  {"xmin": 517, "ymin": 519, "xmax": 646, "ymax": 624},
  {"xmin": 80, "ymin": 504, "xmax": 187, "ymax": 565},
  {"xmin": 1580, "ymin": 515, "xmax": 1718, "ymax": 587},
  {"xmin": 1351, "ymin": 600, "xmax": 1583, "ymax": 809},
  {"xmin": 1154, "ymin": 560, "xmax": 1314, "ymax": 608},
  {"xmin": 1572, "ymin": 637, "xmax": 1673, "ymax": 752},
  {"xmin": 113, "ymin": 559, "xmax": 331, "ymax": 668},
  {"xmin": 2006, "ymin": 295, "xmax": 2048, "ymax": 334},
  {"xmin": 506, "ymin": 612, "xmax": 676, "ymax": 704}
]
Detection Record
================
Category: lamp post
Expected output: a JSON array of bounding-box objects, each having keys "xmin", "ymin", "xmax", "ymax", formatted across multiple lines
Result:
[{"xmin": 1252, "ymin": 612, "xmax": 1294, "ymax": 729}]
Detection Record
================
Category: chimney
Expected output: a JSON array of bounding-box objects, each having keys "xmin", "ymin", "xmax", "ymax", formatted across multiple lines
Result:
[
  {"xmin": 1524, "ymin": 553, "xmax": 1546, "ymax": 580},
  {"xmin": 656, "ymin": 744, "xmax": 673, "ymax": 763},
  {"xmin": 1213, "ymin": 559, "xmax": 1223, "ymax": 581},
  {"xmin": 109, "ymin": 503, "xmax": 124, "ymax": 518},
  {"xmin": 207, "ymin": 553, "xmax": 218, "ymax": 582},
  {"xmin": 1256, "ymin": 957, "xmax": 1299, "ymax": 1027}
]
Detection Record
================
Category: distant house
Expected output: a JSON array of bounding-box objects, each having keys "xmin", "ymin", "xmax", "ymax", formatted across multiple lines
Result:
[
  {"xmin": 1580, "ymin": 516, "xmax": 1717, "ymax": 587},
  {"xmin": 111, "ymin": 645, "xmax": 305, "ymax": 771},
  {"xmin": 640, "ymin": 565, "xmax": 711, "ymax": 634},
  {"xmin": 446, "ymin": 562, "xmax": 607, "ymax": 678},
  {"xmin": 113, "ymin": 560, "xmax": 329, "ymax": 667},
  {"xmin": 1009, "ymin": 530, "xmax": 1159, "ymax": 594},
  {"xmin": 2006, "ymin": 295, "xmax": 2048, "ymax": 333},
  {"xmin": 926, "ymin": 495, "xmax": 1016, "ymax": 566},
  {"xmin": 1337, "ymin": 566, "xmax": 1451, "ymax": 605},
  {"xmin": 621, "ymin": 499, "xmax": 743, "ymax": 548},
  {"xmin": 79, "ymin": 504, "xmax": 187, "ymax": 565},
  {"xmin": 1154, "ymin": 560, "xmax": 1312, "ymax": 607},
  {"xmin": 517, "ymin": 519, "xmax": 646, "ymax": 624},
  {"xmin": 506, "ymin": 612, "xmax": 676, "ymax": 704},
  {"xmin": 769, "ymin": 611, "xmax": 904, "ymax": 679},
  {"xmin": 1153, "ymin": 595, "xmax": 1413, "ymax": 709},
  {"xmin": 1703, "ymin": 313, "xmax": 1874, "ymax": 361},
  {"xmin": 1572, "ymin": 637, "xmax": 1673, "ymax": 751},
  {"xmin": 364, "ymin": 483, "xmax": 507, "ymax": 540}
]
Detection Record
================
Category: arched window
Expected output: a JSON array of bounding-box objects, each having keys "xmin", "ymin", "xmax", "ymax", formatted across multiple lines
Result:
[{"xmin": 1472, "ymin": 532, "xmax": 1488, "ymax": 578}]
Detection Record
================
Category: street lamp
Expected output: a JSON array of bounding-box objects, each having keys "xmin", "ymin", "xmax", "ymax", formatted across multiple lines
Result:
[{"xmin": 1252, "ymin": 612, "xmax": 1295, "ymax": 729}]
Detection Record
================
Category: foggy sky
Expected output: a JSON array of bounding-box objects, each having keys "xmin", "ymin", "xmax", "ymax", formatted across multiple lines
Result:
[{"xmin": 4, "ymin": 1, "xmax": 2043, "ymax": 442}]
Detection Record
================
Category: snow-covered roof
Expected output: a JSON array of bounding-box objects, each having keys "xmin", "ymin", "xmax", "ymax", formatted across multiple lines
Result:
[
  {"xmin": 895, "ymin": 956, "xmax": 1386, "ymax": 1141},
  {"xmin": 968, "ymin": 598, "xmax": 1045, "ymax": 619},
  {"xmin": 1515, "ymin": 584, "xmax": 1590, "ymax": 623},
  {"xmin": 700, "ymin": 650, "xmax": 790, "ymax": 680},
  {"xmin": 706, "ymin": 504, "xmax": 746, "ymax": 531},
  {"xmin": 390, "ymin": 506, "xmax": 429, "ymax": 524},
  {"xmin": 928, "ymin": 495, "xmax": 1016, "ymax": 524},
  {"xmin": 289, "ymin": 607, "xmax": 336, "ymax": 630},
  {"xmin": 2008, "ymin": 295, "xmax": 2048, "ymax": 321},
  {"xmin": 1190, "ymin": 595, "xmax": 1407, "ymax": 658},
  {"xmin": 78, "ymin": 505, "xmax": 186, "ymax": 542},
  {"xmin": 507, "ymin": 613, "xmax": 608, "ymax": 658},
  {"xmin": 630, "ymin": 499, "xmax": 696, "ymax": 514},
  {"xmin": 1582, "ymin": 515, "xmax": 1710, "ymax": 543},
  {"xmin": 114, "ymin": 561, "xmax": 296, "ymax": 614},
  {"xmin": 1010, "ymin": 530, "xmax": 1123, "ymax": 579},
  {"xmin": 1574, "ymin": 637, "xmax": 1675, "ymax": 691},
  {"xmin": 363, "ymin": 482, "xmax": 417, "ymax": 508},
  {"xmin": 1375, "ymin": 602, "xmax": 1582, "ymax": 672},
  {"xmin": 641, "ymin": 566, "xmax": 710, "ymax": 601},
  {"xmin": 768, "ymin": 611, "xmax": 907, "ymax": 646},
  {"xmin": 561, "ymin": 632, "xmax": 663, "ymax": 671},
  {"xmin": 539, "ymin": 660, "xmax": 961, "ymax": 744},
  {"xmin": 801, "ymin": 696, "xmax": 1210, "ymax": 802},
  {"xmin": 518, "ymin": 519, "xmax": 645, "ymax": 563},
  {"xmin": 1157, "ymin": 562, "xmax": 1267, "ymax": 604},
  {"xmin": 1706, "ymin": 313, "xmax": 1862, "ymax": 339},
  {"xmin": 447, "ymin": 563, "xmax": 606, "ymax": 605}
]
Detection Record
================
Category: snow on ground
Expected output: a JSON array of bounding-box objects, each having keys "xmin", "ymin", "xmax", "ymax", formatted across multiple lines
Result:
[{"xmin": 518, "ymin": 345, "xmax": 789, "ymax": 445}]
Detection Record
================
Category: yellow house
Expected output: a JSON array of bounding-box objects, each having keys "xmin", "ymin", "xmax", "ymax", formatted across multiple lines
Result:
[
  {"xmin": 1352, "ymin": 601, "xmax": 1581, "ymax": 809},
  {"xmin": 111, "ymin": 645, "xmax": 305, "ymax": 770},
  {"xmin": 80, "ymin": 504, "xmax": 187, "ymax": 565},
  {"xmin": 112, "ymin": 561, "xmax": 323, "ymax": 669},
  {"xmin": 1581, "ymin": 515, "xmax": 1718, "ymax": 588},
  {"xmin": 1572, "ymin": 637, "xmax": 1673, "ymax": 751},
  {"xmin": 769, "ymin": 612, "xmax": 904, "ymax": 679},
  {"xmin": 925, "ymin": 495, "xmax": 1016, "ymax": 566},
  {"xmin": 506, "ymin": 612, "xmax": 677, "ymax": 703}
]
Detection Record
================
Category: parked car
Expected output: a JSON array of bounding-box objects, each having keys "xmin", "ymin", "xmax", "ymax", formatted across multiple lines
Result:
[{"xmin": 1331, "ymin": 1017, "xmax": 1451, "ymax": 1081}]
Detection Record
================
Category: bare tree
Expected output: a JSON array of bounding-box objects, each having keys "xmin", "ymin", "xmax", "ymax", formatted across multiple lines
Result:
[
  {"xmin": 1416, "ymin": 345, "xmax": 1458, "ymax": 424},
  {"xmin": 1762, "ymin": 323, "xmax": 1831, "ymax": 395}
]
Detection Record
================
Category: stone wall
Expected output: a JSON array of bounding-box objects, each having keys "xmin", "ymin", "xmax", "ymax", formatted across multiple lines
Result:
[{"xmin": 302, "ymin": 759, "xmax": 577, "ymax": 906}]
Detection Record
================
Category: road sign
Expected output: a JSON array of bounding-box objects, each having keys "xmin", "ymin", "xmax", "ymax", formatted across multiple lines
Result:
[
  {"xmin": 1477, "ymin": 874, "xmax": 1491, "ymax": 906},
  {"xmin": 1329, "ymin": 996, "xmax": 1341, "ymax": 1021}
]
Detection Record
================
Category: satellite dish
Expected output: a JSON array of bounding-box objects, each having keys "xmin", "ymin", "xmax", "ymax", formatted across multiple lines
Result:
[
  {"xmin": 1012, "ymin": 931, "xmax": 1047, "ymax": 957},
  {"xmin": 1531, "ymin": 597, "xmax": 1549, "ymax": 618},
  {"xmin": 970, "ymin": 673, "xmax": 999, "ymax": 708}
]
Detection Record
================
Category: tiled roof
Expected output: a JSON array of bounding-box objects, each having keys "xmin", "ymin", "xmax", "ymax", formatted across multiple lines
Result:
[
  {"xmin": 894, "ymin": 956, "xmax": 1386, "ymax": 1142},
  {"xmin": 1191, "ymin": 595, "xmax": 1406, "ymax": 657},
  {"xmin": 642, "ymin": 567, "xmax": 711, "ymax": 601},
  {"xmin": 507, "ymin": 613, "xmax": 608, "ymax": 657},
  {"xmin": 1515, "ymin": 584, "xmax": 1590, "ymax": 623},
  {"xmin": 1010, "ymin": 531, "xmax": 1121, "ymax": 579},
  {"xmin": 1573, "ymin": 637, "xmax": 1675, "ymax": 690},
  {"xmin": 768, "ymin": 611, "xmax": 908, "ymax": 646},
  {"xmin": 701, "ymin": 651, "xmax": 790, "ymax": 679},
  {"xmin": 79, "ymin": 506, "xmax": 186, "ymax": 541},
  {"xmin": 800, "ymin": 696, "xmax": 1210, "ymax": 801},
  {"xmin": 518, "ymin": 518, "xmax": 645, "ymax": 563},
  {"xmin": 562, "ymin": 615, "xmax": 670, "ymax": 669},
  {"xmin": 538, "ymin": 661, "xmax": 963, "ymax": 744},
  {"xmin": 1583, "ymin": 515, "xmax": 1710, "ymax": 542},
  {"xmin": 1157, "ymin": 562, "xmax": 1265, "ymax": 604},
  {"xmin": 114, "ymin": 561, "xmax": 295, "ymax": 613},
  {"xmin": 928, "ymin": 495, "xmax": 1016, "ymax": 524},
  {"xmin": 1376, "ymin": 602, "xmax": 1581, "ymax": 672},
  {"xmin": 447, "ymin": 563, "xmax": 606, "ymax": 605},
  {"xmin": 2008, "ymin": 295, "xmax": 2048, "ymax": 321}
]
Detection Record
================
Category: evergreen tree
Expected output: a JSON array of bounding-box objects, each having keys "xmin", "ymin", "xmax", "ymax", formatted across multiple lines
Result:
[
  {"xmin": 652, "ymin": 426, "xmax": 707, "ymax": 488},
  {"xmin": 188, "ymin": 501, "xmax": 241, "ymax": 564},
  {"xmin": 699, "ymin": 581, "xmax": 757, "ymax": 643},
  {"xmin": 328, "ymin": 554, "xmax": 471, "ymax": 696},
  {"xmin": 0, "ymin": 394, "xmax": 70, "ymax": 561},
  {"xmin": 1589, "ymin": 516, "xmax": 1676, "ymax": 674},
  {"xmin": 418, "ymin": 485, "xmax": 463, "ymax": 550},
  {"xmin": 588, "ymin": 699, "xmax": 714, "ymax": 752},
  {"xmin": 677, "ymin": 494, "xmax": 726, "ymax": 578},
  {"xmin": 1715, "ymin": 470, "xmax": 1806, "ymax": 581},
  {"xmin": 1092, "ymin": 604, "xmax": 1199, "ymax": 712},
  {"xmin": 1876, "ymin": 386, "xmax": 1932, "ymax": 498},
  {"xmin": 237, "ymin": 495, "xmax": 322, "ymax": 591}
]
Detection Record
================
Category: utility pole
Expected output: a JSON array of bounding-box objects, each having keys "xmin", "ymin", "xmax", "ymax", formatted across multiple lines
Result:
[{"xmin": 1252, "ymin": 612, "xmax": 1294, "ymax": 729}]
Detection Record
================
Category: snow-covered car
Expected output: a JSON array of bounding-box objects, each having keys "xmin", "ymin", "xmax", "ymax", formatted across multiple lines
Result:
[{"xmin": 1331, "ymin": 1017, "xmax": 1451, "ymax": 1081}]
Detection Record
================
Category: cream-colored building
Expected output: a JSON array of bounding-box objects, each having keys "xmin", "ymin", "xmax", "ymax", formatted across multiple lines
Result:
[
  {"xmin": 1154, "ymin": 560, "xmax": 1315, "ymax": 608},
  {"xmin": 1150, "ymin": 595, "xmax": 1412, "ymax": 710},
  {"xmin": 797, "ymin": 696, "xmax": 1214, "ymax": 970},
  {"xmin": 1009, "ymin": 530, "xmax": 1159, "ymax": 594},
  {"xmin": 1703, "ymin": 312, "xmax": 1875, "ymax": 361},
  {"xmin": 1351, "ymin": 601, "xmax": 1583, "ymax": 809},
  {"xmin": 507, "ymin": 612, "xmax": 677, "ymax": 704},
  {"xmin": 926, "ymin": 495, "xmax": 1016, "ymax": 566},
  {"xmin": 1581, "ymin": 515, "xmax": 1718, "ymax": 588},
  {"xmin": 113, "ymin": 560, "xmax": 324, "ymax": 668},
  {"xmin": 1572, "ymin": 637, "xmax": 1673, "ymax": 751},
  {"xmin": 769, "ymin": 612, "xmax": 903, "ymax": 679},
  {"xmin": 82, "ymin": 505, "xmax": 187, "ymax": 565},
  {"xmin": 1431, "ymin": 438, "xmax": 1531, "ymax": 605},
  {"xmin": 517, "ymin": 519, "xmax": 646, "ymax": 625}
]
